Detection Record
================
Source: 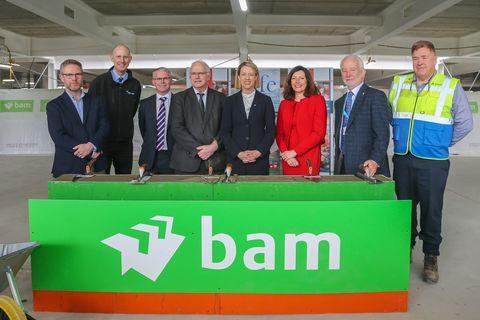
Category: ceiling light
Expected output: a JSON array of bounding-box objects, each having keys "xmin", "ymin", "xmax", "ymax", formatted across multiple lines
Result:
[
  {"xmin": 0, "ymin": 63, "xmax": 20, "ymax": 69},
  {"xmin": 239, "ymin": 0, "xmax": 248, "ymax": 12},
  {"xmin": 2, "ymin": 79, "xmax": 15, "ymax": 83}
]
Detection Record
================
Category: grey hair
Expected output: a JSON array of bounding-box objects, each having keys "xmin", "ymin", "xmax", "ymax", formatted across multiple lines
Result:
[
  {"xmin": 340, "ymin": 54, "xmax": 365, "ymax": 70},
  {"xmin": 190, "ymin": 60, "xmax": 210, "ymax": 73},
  {"xmin": 153, "ymin": 67, "xmax": 172, "ymax": 77},
  {"xmin": 59, "ymin": 59, "xmax": 83, "ymax": 74}
]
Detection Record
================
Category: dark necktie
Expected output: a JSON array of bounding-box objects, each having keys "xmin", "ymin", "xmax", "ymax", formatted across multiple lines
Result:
[
  {"xmin": 156, "ymin": 97, "xmax": 167, "ymax": 151},
  {"xmin": 118, "ymin": 76, "xmax": 123, "ymax": 84},
  {"xmin": 197, "ymin": 92, "xmax": 205, "ymax": 112},
  {"xmin": 340, "ymin": 91, "xmax": 354, "ymax": 154}
]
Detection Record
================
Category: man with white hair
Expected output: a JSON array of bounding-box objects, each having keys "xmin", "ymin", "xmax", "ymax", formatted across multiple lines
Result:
[
  {"xmin": 169, "ymin": 60, "xmax": 226, "ymax": 173},
  {"xmin": 334, "ymin": 54, "xmax": 392, "ymax": 177}
]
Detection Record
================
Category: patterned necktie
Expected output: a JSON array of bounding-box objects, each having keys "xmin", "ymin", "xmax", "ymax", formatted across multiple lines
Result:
[
  {"xmin": 197, "ymin": 92, "xmax": 205, "ymax": 111},
  {"xmin": 340, "ymin": 91, "xmax": 354, "ymax": 154},
  {"xmin": 118, "ymin": 77, "xmax": 123, "ymax": 84},
  {"xmin": 156, "ymin": 97, "xmax": 167, "ymax": 151}
]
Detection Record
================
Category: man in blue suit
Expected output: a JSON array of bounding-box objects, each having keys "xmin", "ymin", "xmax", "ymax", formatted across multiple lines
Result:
[
  {"xmin": 138, "ymin": 67, "xmax": 175, "ymax": 174},
  {"xmin": 47, "ymin": 59, "xmax": 109, "ymax": 178},
  {"xmin": 334, "ymin": 54, "xmax": 392, "ymax": 177}
]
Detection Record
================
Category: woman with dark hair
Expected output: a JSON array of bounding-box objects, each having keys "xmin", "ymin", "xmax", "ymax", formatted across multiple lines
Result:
[
  {"xmin": 220, "ymin": 61, "xmax": 276, "ymax": 175},
  {"xmin": 276, "ymin": 65, "xmax": 327, "ymax": 175}
]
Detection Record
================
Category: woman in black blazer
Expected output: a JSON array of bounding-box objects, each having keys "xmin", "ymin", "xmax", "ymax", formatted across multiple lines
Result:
[{"xmin": 220, "ymin": 61, "xmax": 276, "ymax": 175}]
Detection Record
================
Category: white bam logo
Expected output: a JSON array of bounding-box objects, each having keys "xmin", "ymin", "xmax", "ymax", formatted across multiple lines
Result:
[
  {"xmin": 4, "ymin": 102, "xmax": 13, "ymax": 110},
  {"xmin": 101, "ymin": 216, "xmax": 185, "ymax": 281}
]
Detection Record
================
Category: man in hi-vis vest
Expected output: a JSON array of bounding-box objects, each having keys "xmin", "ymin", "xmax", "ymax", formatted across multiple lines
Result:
[{"xmin": 389, "ymin": 40, "xmax": 473, "ymax": 284}]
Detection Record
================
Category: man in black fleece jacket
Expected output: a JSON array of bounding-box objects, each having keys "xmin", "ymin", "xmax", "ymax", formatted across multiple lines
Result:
[{"xmin": 89, "ymin": 44, "xmax": 141, "ymax": 174}]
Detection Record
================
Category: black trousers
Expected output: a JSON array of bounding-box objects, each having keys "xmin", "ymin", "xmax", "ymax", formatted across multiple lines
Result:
[
  {"xmin": 338, "ymin": 153, "xmax": 346, "ymax": 174},
  {"xmin": 393, "ymin": 153, "xmax": 450, "ymax": 256},
  {"xmin": 152, "ymin": 150, "xmax": 174, "ymax": 174},
  {"xmin": 103, "ymin": 141, "xmax": 133, "ymax": 174}
]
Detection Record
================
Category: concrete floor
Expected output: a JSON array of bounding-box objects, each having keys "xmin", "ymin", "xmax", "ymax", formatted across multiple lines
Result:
[{"xmin": 0, "ymin": 155, "xmax": 479, "ymax": 320}]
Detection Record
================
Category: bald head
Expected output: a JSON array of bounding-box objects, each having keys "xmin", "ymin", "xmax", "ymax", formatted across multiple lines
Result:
[
  {"xmin": 110, "ymin": 44, "xmax": 132, "ymax": 75},
  {"xmin": 340, "ymin": 55, "xmax": 366, "ymax": 90}
]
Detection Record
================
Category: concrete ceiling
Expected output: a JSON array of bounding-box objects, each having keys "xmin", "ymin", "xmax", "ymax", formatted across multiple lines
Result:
[
  {"xmin": 0, "ymin": 0, "xmax": 79, "ymax": 37},
  {"xmin": 83, "ymin": 0, "xmax": 231, "ymax": 15},
  {"xmin": 1, "ymin": 0, "xmax": 480, "ymax": 89}
]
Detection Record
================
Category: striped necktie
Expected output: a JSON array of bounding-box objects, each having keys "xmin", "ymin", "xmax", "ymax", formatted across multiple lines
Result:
[
  {"xmin": 340, "ymin": 91, "xmax": 354, "ymax": 154},
  {"xmin": 156, "ymin": 97, "xmax": 167, "ymax": 151}
]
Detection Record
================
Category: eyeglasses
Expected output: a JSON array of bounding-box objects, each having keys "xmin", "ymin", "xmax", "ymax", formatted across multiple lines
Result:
[
  {"xmin": 190, "ymin": 72, "xmax": 208, "ymax": 77},
  {"xmin": 153, "ymin": 77, "xmax": 171, "ymax": 82},
  {"xmin": 62, "ymin": 73, "xmax": 83, "ymax": 78}
]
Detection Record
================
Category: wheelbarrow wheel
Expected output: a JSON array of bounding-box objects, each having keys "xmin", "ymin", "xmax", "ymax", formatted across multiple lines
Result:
[{"xmin": 0, "ymin": 295, "xmax": 27, "ymax": 320}]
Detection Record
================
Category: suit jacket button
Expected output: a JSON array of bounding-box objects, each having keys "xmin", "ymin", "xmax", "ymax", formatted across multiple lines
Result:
[{"xmin": 246, "ymin": 137, "xmax": 249, "ymax": 140}]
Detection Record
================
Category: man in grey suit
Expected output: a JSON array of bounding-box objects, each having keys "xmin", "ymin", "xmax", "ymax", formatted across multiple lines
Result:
[
  {"xmin": 170, "ymin": 60, "xmax": 226, "ymax": 174},
  {"xmin": 138, "ymin": 67, "xmax": 175, "ymax": 174},
  {"xmin": 334, "ymin": 54, "xmax": 392, "ymax": 177}
]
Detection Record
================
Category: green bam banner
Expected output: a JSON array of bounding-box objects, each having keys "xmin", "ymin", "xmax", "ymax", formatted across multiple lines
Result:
[
  {"xmin": 0, "ymin": 100, "xmax": 34, "ymax": 112},
  {"xmin": 30, "ymin": 199, "xmax": 410, "ymax": 294},
  {"xmin": 469, "ymin": 101, "xmax": 478, "ymax": 114},
  {"xmin": 40, "ymin": 99, "xmax": 50, "ymax": 112}
]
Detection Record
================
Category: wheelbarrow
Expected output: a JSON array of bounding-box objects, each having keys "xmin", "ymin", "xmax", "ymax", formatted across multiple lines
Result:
[{"xmin": 0, "ymin": 242, "xmax": 39, "ymax": 320}]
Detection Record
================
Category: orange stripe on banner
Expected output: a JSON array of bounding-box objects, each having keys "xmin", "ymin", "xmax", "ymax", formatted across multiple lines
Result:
[{"xmin": 33, "ymin": 291, "xmax": 408, "ymax": 314}]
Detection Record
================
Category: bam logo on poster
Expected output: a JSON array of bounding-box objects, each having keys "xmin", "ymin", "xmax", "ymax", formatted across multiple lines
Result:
[
  {"xmin": 101, "ymin": 216, "xmax": 185, "ymax": 281},
  {"xmin": 102, "ymin": 216, "xmax": 341, "ymax": 281},
  {"xmin": 0, "ymin": 100, "xmax": 34, "ymax": 112}
]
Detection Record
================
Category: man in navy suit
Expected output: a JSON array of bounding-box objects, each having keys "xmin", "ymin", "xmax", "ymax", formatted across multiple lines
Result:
[
  {"xmin": 46, "ymin": 59, "xmax": 109, "ymax": 178},
  {"xmin": 138, "ymin": 67, "xmax": 175, "ymax": 174},
  {"xmin": 334, "ymin": 55, "xmax": 392, "ymax": 177}
]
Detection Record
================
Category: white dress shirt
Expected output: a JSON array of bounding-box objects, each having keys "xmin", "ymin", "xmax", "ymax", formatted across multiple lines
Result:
[{"xmin": 193, "ymin": 87, "xmax": 208, "ymax": 107}]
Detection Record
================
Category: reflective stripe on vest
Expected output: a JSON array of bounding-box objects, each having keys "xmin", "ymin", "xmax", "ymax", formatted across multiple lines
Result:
[{"xmin": 388, "ymin": 73, "xmax": 456, "ymax": 160}]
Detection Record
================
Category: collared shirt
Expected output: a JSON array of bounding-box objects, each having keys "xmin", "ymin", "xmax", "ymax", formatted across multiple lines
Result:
[
  {"xmin": 66, "ymin": 90, "xmax": 96, "ymax": 152},
  {"xmin": 193, "ymin": 87, "xmax": 208, "ymax": 107},
  {"xmin": 67, "ymin": 90, "xmax": 86, "ymax": 123},
  {"xmin": 242, "ymin": 90, "xmax": 256, "ymax": 118},
  {"xmin": 344, "ymin": 82, "xmax": 364, "ymax": 109},
  {"xmin": 340, "ymin": 82, "xmax": 363, "ymax": 134},
  {"xmin": 111, "ymin": 68, "xmax": 128, "ymax": 84},
  {"xmin": 412, "ymin": 72, "xmax": 473, "ymax": 145},
  {"xmin": 156, "ymin": 91, "xmax": 172, "ymax": 150}
]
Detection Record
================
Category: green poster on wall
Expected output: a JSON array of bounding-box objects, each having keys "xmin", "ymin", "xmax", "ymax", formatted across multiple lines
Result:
[
  {"xmin": 0, "ymin": 100, "xmax": 34, "ymax": 112},
  {"xmin": 469, "ymin": 101, "xmax": 478, "ymax": 113},
  {"xmin": 40, "ymin": 99, "xmax": 50, "ymax": 112}
]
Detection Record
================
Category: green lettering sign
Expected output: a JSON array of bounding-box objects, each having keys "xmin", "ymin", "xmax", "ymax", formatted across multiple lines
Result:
[
  {"xmin": 30, "ymin": 199, "xmax": 410, "ymax": 294},
  {"xmin": 40, "ymin": 99, "xmax": 50, "ymax": 112},
  {"xmin": 0, "ymin": 100, "xmax": 34, "ymax": 112},
  {"xmin": 469, "ymin": 101, "xmax": 478, "ymax": 114}
]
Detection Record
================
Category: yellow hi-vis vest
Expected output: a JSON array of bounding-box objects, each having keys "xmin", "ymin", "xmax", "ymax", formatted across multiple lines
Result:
[{"xmin": 388, "ymin": 73, "xmax": 457, "ymax": 160}]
